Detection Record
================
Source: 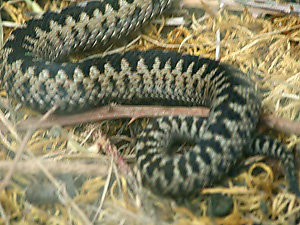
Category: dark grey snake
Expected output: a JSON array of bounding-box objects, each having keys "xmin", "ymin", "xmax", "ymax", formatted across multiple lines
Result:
[{"xmin": 0, "ymin": 0, "xmax": 299, "ymax": 196}]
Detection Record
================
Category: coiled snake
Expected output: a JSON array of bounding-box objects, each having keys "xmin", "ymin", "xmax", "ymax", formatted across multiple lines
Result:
[{"xmin": 0, "ymin": 0, "xmax": 299, "ymax": 196}]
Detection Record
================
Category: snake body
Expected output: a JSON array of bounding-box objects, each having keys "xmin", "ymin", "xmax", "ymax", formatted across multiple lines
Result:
[{"xmin": 0, "ymin": 0, "xmax": 299, "ymax": 196}]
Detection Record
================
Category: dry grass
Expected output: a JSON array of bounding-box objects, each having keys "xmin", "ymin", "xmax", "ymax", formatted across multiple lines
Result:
[{"xmin": 0, "ymin": 0, "xmax": 300, "ymax": 224}]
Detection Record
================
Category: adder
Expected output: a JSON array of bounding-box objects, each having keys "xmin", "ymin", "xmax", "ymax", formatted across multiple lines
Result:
[{"xmin": 0, "ymin": 0, "xmax": 299, "ymax": 196}]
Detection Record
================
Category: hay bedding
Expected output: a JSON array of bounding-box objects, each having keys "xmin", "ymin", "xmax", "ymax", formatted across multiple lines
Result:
[{"xmin": 0, "ymin": 0, "xmax": 300, "ymax": 224}]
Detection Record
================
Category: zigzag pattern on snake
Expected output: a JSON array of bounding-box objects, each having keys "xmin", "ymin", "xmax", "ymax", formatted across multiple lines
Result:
[{"xmin": 0, "ymin": 0, "xmax": 299, "ymax": 196}]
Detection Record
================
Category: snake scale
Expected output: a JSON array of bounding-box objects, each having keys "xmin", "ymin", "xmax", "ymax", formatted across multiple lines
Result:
[{"xmin": 0, "ymin": 0, "xmax": 299, "ymax": 197}]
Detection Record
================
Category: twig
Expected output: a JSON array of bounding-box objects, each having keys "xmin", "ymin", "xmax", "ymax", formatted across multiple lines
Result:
[
  {"xmin": 0, "ymin": 160, "xmax": 109, "ymax": 176},
  {"xmin": 15, "ymin": 105, "xmax": 210, "ymax": 131},
  {"xmin": 182, "ymin": 0, "xmax": 243, "ymax": 10},
  {"xmin": 1, "ymin": 21, "xmax": 22, "ymax": 28},
  {"xmin": 7, "ymin": 105, "xmax": 300, "ymax": 137},
  {"xmin": 261, "ymin": 114, "xmax": 300, "ymax": 136},
  {"xmin": 152, "ymin": 17, "xmax": 186, "ymax": 26},
  {"xmin": 201, "ymin": 186, "xmax": 254, "ymax": 194},
  {"xmin": 182, "ymin": 0, "xmax": 300, "ymax": 15},
  {"xmin": 92, "ymin": 157, "xmax": 113, "ymax": 222},
  {"xmin": 94, "ymin": 132, "xmax": 133, "ymax": 176},
  {"xmin": 141, "ymin": 34, "xmax": 212, "ymax": 49},
  {"xmin": 235, "ymin": 0, "xmax": 300, "ymax": 14}
]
